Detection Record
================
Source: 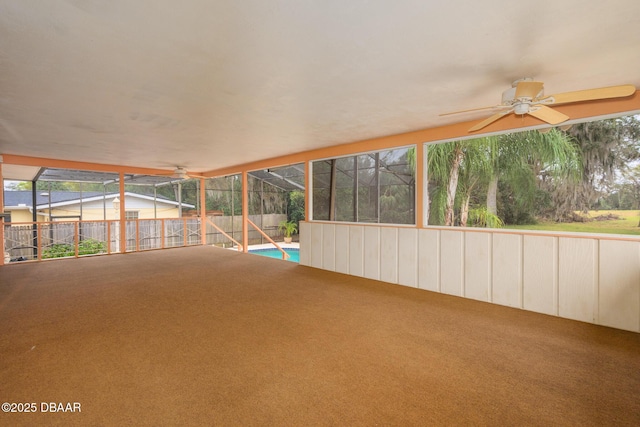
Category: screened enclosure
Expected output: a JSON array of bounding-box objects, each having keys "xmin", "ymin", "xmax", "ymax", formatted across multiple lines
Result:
[
  {"xmin": 3, "ymin": 164, "xmax": 306, "ymax": 261},
  {"xmin": 312, "ymin": 147, "xmax": 415, "ymax": 224}
]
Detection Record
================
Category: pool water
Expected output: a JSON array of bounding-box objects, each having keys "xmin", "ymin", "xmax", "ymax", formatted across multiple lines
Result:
[{"xmin": 249, "ymin": 248, "xmax": 300, "ymax": 263}]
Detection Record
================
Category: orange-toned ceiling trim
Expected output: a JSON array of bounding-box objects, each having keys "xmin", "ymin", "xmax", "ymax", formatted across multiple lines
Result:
[
  {"xmin": 204, "ymin": 91, "xmax": 640, "ymax": 177},
  {"xmin": 1, "ymin": 154, "xmax": 174, "ymax": 176}
]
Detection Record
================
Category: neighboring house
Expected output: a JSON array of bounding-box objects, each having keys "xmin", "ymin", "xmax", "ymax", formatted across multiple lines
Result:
[{"xmin": 3, "ymin": 191, "xmax": 194, "ymax": 223}]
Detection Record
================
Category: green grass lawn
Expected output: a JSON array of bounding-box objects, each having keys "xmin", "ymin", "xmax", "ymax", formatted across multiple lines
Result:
[{"xmin": 504, "ymin": 210, "xmax": 640, "ymax": 236}]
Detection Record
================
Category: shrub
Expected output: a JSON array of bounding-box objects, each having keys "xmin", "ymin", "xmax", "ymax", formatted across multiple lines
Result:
[
  {"xmin": 42, "ymin": 239, "xmax": 107, "ymax": 259},
  {"xmin": 468, "ymin": 207, "xmax": 504, "ymax": 228}
]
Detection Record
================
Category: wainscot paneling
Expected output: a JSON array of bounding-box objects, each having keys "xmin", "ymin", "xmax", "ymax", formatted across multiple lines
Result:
[
  {"xmin": 334, "ymin": 225, "xmax": 350, "ymax": 274},
  {"xmin": 348, "ymin": 226, "xmax": 364, "ymax": 277},
  {"xmin": 558, "ymin": 237, "xmax": 596, "ymax": 324},
  {"xmin": 492, "ymin": 233, "xmax": 522, "ymax": 308},
  {"xmin": 322, "ymin": 223, "xmax": 336, "ymax": 271},
  {"xmin": 418, "ymin": 229, "xmax": 439, "ymax": 292},
  {"xmin": 300, "ymin": 222, "xmax": 640, "ymax": 333},
  {"xmin": 299, "ymin": 222, "xmax": 311, "ymax": 266},
  {"xmin": 310, "ymin": 222, "xmax": 323, "ymax": 268},
  {"xmin": 440, "ymin": 230, "xmax": 464, "ymax": 296},
  {"xmin": 398, "ymin": 228, "xmax": 418, "ymax": 288},
  {"xmin": 380, "ymin": 228, "xmax": 398, "ymax": 284},
  {"xmin": 363, "ymin": 227, "xmax": 380, "ymax": 280},
  {"xmin": 523, "ymin": 235, "xmax": 557, "ymax": 316},
  {"xmin": 464, "ymin": 232, "xmax": 491, "ymax": 302},
  {"xmin": 598, "ymin": 239, "xmax": 640, "ymax": 332}
]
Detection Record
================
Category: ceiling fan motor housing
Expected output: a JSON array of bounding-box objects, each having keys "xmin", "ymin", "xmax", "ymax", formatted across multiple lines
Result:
[
  {"xmin": 513, "ymin": 103, "xmax": 530, "ymax": 115},
  {"xmin": 502, "ymin": 87, "xmax": 517, "ymax": 104},
  {"xmin": 173, "ymin": 167, "xmax": 188, "ymax": 178}
]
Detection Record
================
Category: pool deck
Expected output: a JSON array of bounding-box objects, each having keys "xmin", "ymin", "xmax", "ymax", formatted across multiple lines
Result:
[
  {"xmin": 247, "ymin": 242, "xmax": 299, "ymax": 251},
  {"xmin": 225, "ymin": 242, "xmax": 300, "ymax": 251}
]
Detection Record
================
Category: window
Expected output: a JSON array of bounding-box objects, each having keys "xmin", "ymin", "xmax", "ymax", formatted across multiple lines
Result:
[
  {"xmin": 424, "ymin": 114, "xmax": 640, "ymax": 236},
  {"xmin": 312, "ymin": 147, "xmax": 415, "ymax": 224},
  {"xmin": 125, "ymin": 211, "xmax": 139, "ymax": 220}
]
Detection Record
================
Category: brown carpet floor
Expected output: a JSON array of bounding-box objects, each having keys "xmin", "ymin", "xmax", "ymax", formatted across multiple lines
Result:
[{"xmin": 0, "ymin": 245, "xmax": 638, "ymax": 426}]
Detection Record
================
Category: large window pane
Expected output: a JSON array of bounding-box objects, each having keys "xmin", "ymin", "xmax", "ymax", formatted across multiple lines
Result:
[{"xmin": 312, "ymin": 147, "xmax": 415, "ymax": 225}]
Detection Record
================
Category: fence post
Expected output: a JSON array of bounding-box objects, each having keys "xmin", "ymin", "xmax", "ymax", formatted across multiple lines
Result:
[
  {"xmin": 183, "ymin": 218, "xmax": 187, "ymax": 247},
  {"xmin": 136, "ymin": 219, "xmax": 140, "ymax": 252},
  {"xmin": 37, "ymin": 223, "xmax": 42, "ymax": 260},
  {"xmin": 74, "ymin": 221, "xmax": 79, "ymax": 257},
  {"xmin": 161, "ymin": 219, "xmax": 165, "ymax": 249}
]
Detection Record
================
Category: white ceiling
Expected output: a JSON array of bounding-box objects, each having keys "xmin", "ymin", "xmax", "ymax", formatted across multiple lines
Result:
[{"xmin": 1, "ymin": 0, "xmax": 640, "ymax": 179}]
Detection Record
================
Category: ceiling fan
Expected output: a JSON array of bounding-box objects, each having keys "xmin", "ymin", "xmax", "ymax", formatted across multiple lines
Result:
[
  {"xmin": 442, "ymin": 79, "xmax": 636, "ymax": 132},
  {"xmin": 171, "ymin": 166, "xmax": 190, "ymax": 179},
  {"xmin": 158, "ymin": 166, "xmax": 204, "ymax": 180}
]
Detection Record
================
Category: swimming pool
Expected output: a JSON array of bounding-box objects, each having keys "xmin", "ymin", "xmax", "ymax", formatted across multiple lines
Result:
[{"xmin": 249, "ymin": 248, "xmax": 300, "ymax": 263}]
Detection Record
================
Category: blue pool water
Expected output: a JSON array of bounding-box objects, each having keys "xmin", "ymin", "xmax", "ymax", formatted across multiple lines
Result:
[{"xmin": 249, "ymin": 248, "xmax": 300, "ymax": 263}]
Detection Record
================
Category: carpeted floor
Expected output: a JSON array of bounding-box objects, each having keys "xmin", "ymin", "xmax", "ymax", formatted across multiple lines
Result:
[{"xmin": 1, "ymin": 245, "xmax": 639, "ymax": 426}]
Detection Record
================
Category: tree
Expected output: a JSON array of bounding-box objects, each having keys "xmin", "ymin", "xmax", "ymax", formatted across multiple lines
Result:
[
  {"xmin": 426, "ymin": 142, "xmax": 461, "ymax": 225},
  {"xmin": 494, "ymin": 129, "xmax": 581, "ymax": 222},
  {"xmin": 566, "ymin": 115, "xmax": 640, "ymax": 211},
  {"xmin": 426, "ymin": 129, "xmax": 581, "ymax": 227}
]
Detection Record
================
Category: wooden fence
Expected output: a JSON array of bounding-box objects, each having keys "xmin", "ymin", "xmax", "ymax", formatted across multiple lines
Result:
[
  {"xmin": 204, "ymin": 214, "xmax": 287, "ymax": 247},
  {"xmin": 3, "ymin": 213, "xmax": 288, "ymax": 262}
]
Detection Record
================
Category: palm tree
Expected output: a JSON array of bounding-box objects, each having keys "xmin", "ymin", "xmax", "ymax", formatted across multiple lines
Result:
[
  {"xmin": 426, "ymin": 129, "xmax": 581, "ymax": 227},
  {"xmin": 426, "ymin": 142, "xmax": 461, "ymax": 225},
  {"xmin": 456, "ymin": 136, "xmax": 496, "ymax": 226},
  {"xmin": 488, "ymin": 129, "xmax": 581, "ymax": 221}
]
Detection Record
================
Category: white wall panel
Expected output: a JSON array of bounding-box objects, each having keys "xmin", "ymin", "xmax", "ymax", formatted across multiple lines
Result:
[
  {"xmin": 380, "ymin": 227, "xmax": 399, "ymax": 284},
  {"xmin": 523, "ymin": 235, "xmax": 557, "ymax": 315},
  {"xmin": 299, "ymin": 222, "xmax": 311, "ymax": 266},
  {"xmin": 348, "ymin": 226, "xmax": 364, "ymax": 277},
  {"xmin": 301, "ymin": 222, "xmax": 638, "ymax": 332},
  {"xmin": 398, "ymin": 228, "xmax": 418, "ymax": 288},
  {"xmin": 492, "ymin": 233, "xmax": 522, "ymax": 308},
  {"xmin": 558, "ymin": 238, "xmax": 596, "ymax": 323},
  {"xmin": 310, "ymin": 222, "xmax": 323, "ymax": 269},
  {"xmin": 464, "ymin": 232, "xmax": 491, "ymax": 302},
  {"xmin": 599, "ymin": 240, "xmax": 640, "ymax": 332},
  {"xmin": 440, "ymin": 230, "xmax": 463, "ymax": 296},
  {"xmin": 321, "ymin": 224, "xmax": 336, "ymax": 271},
  {"xmin": 363, "ymin": 227, "xmax": 380, "ymax": 280},
  {"xmin": 418, "ymin": 229, "xmax": 439, "ymax": 291},
  {"xmin": 334, "ymin": 224, "xmax": 350, "ymax": 274}
]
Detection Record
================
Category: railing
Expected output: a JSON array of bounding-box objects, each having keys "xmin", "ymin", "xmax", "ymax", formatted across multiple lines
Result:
[
  {"xmin": 3, "ymin": 218, "xmax": 202, "ymax": 262},
  {"xmin": 205, "ymin": 218, "xmax": 243, "ymax": 251},
  {"xmin": 3, "ymin": 216, "xmax": 291, "ymax": 263},
  {"xmin": 247, "ymin": 218, "xmax": 289, "ymax": 260}
]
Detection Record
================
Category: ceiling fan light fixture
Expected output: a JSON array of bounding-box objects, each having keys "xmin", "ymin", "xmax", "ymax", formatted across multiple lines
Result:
[
  {"xmin": 513, "ymin": 103, "xmax": 530, "ymax": 115},
  {"xmin": 173, "ymin": 167, "xmax": 188, "ymax": 179}
]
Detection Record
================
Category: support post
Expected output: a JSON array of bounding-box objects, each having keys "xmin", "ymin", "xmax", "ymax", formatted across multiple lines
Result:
[
  {"xmin": 242, "ymin": 171, "xmax": 248, "ymax": 253},
  {"xmin": 305, "ymin": 162, "xmax": 311, "ymax": 222},
  {"xmin": 416, "ymin": 143, "xmax": 425, "ymax": 228},
  {"xmin": 32, "ymin": 181, "xmax": 37, "ymax": 259},
  {"xmin": 0, "ymin": 162, "xmax": 4, "ymax": 266},
  {"xmin": 200, "ymin": 178, "xmax": 207, "ymax": 245},
  {"xmin": 119, "ymin": 172, "xmax": 126, "ymax": 253}
]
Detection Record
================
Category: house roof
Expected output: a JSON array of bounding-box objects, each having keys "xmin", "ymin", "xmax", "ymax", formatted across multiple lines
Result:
[
  {"xmin": 3, "ymin": 191, "xmax": 194, "ymax": 209},
  {"xmin": 1, "ymin": 1, "xmax": 639, "ymax": 181}
]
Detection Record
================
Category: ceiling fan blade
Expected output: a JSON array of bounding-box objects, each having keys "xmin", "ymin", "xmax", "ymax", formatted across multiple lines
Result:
[
  {"xmin": 515, "ymin": 81, "xmax": 544, "ymax": 99},
  {"xmin": 527, "ymin": 105, "xmax": 569, "ymax": 125},
  {"xmin": 440, "ymin": 105, "xmax": 504, "ymax": 116},
  {"xmin": 469, "ymin": 110, "xmax": 511, "ymax": 132},
  {"xmin": 544, "ymin": 84, "xmax": 635, "ymax": 105}
]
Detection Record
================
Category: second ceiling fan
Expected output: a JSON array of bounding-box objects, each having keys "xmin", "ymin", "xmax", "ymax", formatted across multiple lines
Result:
[{"xmin": 442, "ymin": 79, "xmax": 635, "ymax": 132}]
